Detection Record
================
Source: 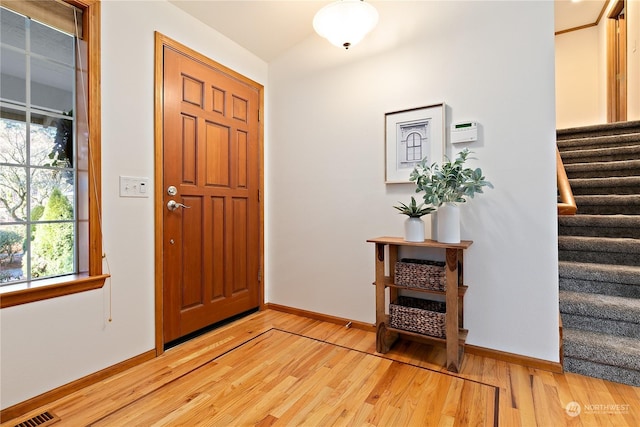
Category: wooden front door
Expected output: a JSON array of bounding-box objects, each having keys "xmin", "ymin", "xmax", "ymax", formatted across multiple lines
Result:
[{"xmin": 158, "ymin": 34, "xmax": 262, "ymax": 344}]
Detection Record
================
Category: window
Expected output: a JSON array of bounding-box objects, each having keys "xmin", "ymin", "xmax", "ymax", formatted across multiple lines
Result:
[
  {"xmin": 0, "ymin": 0, "xmax": 105, "ymax": 308},
  {"xmin": 405, "ymin": 132, "xmax": 422, "ymax": 162},
  {"xmin": 1, "ymin": 8, "xmax": 79, "ymax": 283}
]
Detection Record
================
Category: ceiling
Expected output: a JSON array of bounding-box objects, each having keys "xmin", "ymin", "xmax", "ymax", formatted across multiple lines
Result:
[
  {"xmin": 555, "ymin": 0, "xmax": 608, "ymax": 33},
  {"xmin": 169, "ymin": 0, "xmax": 609, "ymax": 62}
]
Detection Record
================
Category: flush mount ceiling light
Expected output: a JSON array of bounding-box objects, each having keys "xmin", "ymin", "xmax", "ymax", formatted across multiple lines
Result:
[{"xmin": 313, "ymin": 0, "xmax": 379, "ymax": 50}]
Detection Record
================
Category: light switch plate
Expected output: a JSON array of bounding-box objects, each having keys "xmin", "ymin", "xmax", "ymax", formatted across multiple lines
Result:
[{"xmin": 119, "ymin": 176, "xmax": 150, "ymax": 198}]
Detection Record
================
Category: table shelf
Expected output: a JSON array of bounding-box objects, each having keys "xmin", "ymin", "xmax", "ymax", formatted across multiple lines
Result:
[
  {"xmin": 367, "ymin": 237, "xmax": 473, "ymax": 373},
  {"xmin": 373, "ymin": 278, "xmax": 468, "ymax": 298}
]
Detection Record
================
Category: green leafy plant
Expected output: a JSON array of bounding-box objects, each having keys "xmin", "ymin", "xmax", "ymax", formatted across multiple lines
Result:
[
  {"xmin": 0, "ymin": 229, "xmax": 22, "ymax": 265},
  {"xmin": 409, "ymin": 148, "xmax": 493, "ymax": 206},
  {"xmin": 393, "ymin": 196, "xmax": 435, "ymax": 218},
  {"xmin": 31, "ymin": 188, "xmax": 74, "ymax": 278}
]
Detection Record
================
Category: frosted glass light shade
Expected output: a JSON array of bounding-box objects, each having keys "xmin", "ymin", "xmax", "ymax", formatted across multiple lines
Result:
[{"xmin": 313, "ymin": 0, "xmax": 379, "ymax": 49}]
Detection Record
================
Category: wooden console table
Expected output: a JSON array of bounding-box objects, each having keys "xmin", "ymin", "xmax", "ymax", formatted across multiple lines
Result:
[{"xmin": 367, "ymin": 237, "xmax": 473, "ymax": 373}]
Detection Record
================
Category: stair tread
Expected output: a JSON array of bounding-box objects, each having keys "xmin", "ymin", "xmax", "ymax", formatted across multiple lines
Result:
[
  {"xmin": 573, "ymin": 194, "xmax": 640, "ymax": 204},
  {"xmin": 559, "ymin": 260, "xmax": 640, "ymax": 272},
  {"xmin": 559, "ymin": 261, "xmax": 640, "ymax": 285},
  {"xmin": 558, "ymin": 134, "xmax": 640, "ymax": 149},
  {"xmin": 557, "ymin": 120, "xmax": 640, "ymax": 137},
  {"xmin": 561, "ymin": 144, "xmax": 640, "ymax": 157},
  {"xmin": 565, "ymin": 159, "xmax": 640, "ymax": 170},
  {"xmin": 563, "ymin": 328, "xmax": 640, "ymax": 371},
  {"xmin": 558, "ymin": 214, "xmax": 640, "ymax": 226},
  {"xmin": 569, "ymin": 176, "xmax": 640, "ymax": 187},
  {"xmin": 559, "ymin": 290, "xmax": 640, "ymax": 323},
  {"xmin": 558, "ymin": 235, "xmax": 640, "ymax": 252},
  {"xmin": 558, "ymin": 215, "xmax": 640, "ymax": 239}
]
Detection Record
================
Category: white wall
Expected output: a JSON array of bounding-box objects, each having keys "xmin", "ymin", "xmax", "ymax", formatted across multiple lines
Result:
[
  {"xmin": 0, "ymin": 0, "xmax": 267, "ymax": 410},
  {"xmin": 556, "ymin": 27, "xmax": 603, "ymax": 128},
  {"xmin": 267, "ymin": 1, "xmax": 559, "ymax": 362}
]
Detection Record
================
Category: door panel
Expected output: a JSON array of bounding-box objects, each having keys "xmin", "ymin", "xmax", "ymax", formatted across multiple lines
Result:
[
  {"xmin": 209, "ymin": 195, "xmax": 226, "ymax": 302},
  {"xmin": 181, "ymin": 114, "xmax": 197, "ymax": 183},
  {"xmin": 205, "ymin": 121, "xmax": 230, "ymax": 186},
  {"xmin": 232, "ymin": 197, "xmax": 248, "ymax": 294},
  {"xmin": 161, "ymin": 43, "xmax": 261, "ymax": 343},
  {"xmin": 180, "ymin": 195, "xmax": 204, "ymax": 309}
]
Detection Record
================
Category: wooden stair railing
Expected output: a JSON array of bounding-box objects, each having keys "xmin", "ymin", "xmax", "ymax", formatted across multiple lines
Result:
[{"xmin": 557, "ymin": 146, "xmax": 577, "ymax": 215}]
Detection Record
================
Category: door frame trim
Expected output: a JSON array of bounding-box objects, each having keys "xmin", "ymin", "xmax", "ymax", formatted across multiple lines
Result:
[
  {"xmin": 153, "ymin": 32, "xmax": 265, "ymax": 355},
  {"xmin": 606, "ymin": 0, "xmax": 627, "ymax": 123}
]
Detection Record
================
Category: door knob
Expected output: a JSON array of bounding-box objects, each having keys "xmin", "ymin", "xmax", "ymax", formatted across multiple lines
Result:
[{"xmin": 167, "ymin": 200, "xmax": 191, "ymax": 211}]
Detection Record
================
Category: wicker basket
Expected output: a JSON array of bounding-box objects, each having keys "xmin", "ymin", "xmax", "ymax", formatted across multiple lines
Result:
[
  {"xmin": 395, "ymin": 258, "xmax": 446, "ymax": 291},
  {"xmin": 389, "ymin": 296, "xmax": 446, "ymax": 338}
]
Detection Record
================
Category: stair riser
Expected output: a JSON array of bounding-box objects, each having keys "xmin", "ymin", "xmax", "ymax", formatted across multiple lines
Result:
[
  {"xmin": 558, "ymin": 225, "xmax": 640, "ymax": 239},
  {"xmin": 559, "ymin": 278, "xmax": 640, "ymax": 298},
  {"xmin": 567, "ymin": 169, "xmax": 640, "ymax": 179},
  {"xmin": 563, "ymin": 357, "xmax": 640, "ymax": 387},
  {"xmin": 574, "ymin": 205, "xmax": 640, "ymax": 215},
  {"xmin": 559, "ymin": 291, "xmax": 640, "ymax": 328},
  {"xmin": 571, "ymin": 186, "xmax": 638, "ymax": 195},
  {"xmin": 559, "ymin": 251, "xmax": 640, "ymax": 267},
  {"xmin": 564, "ymin": 156, "xmax": 640, "ymax": 165},
  {"xmin": 561, "ymin": 313, "xmax": 640, "ymax": 339},
  {"xmin": 562, "ymin": 152, "xmax": 640, "ymax": 164},
  {"xmin": 564, "ymin": 336, "xmax": 640, "ymax": 371},
  {"xmin": 558, "ymin": 137, "xmax": 640, "ymax": 150}
]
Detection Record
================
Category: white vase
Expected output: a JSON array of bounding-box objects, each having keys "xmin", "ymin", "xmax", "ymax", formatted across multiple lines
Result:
[
  {"xmin": 430, "ymin": 211, "xmax": 438, "ymax": 241},
  {"xmin": 404, "ymin": 217, "xmax": 425, "ymax": 242},
  {"xmin": 437, "ymin": 203, "xmax": 460, "ymax": 243}
]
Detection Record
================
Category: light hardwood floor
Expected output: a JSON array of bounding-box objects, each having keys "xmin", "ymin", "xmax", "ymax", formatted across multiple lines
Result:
[{"xmin": 3, "ymin": 309, "xmax": 639, "ymax": 426}]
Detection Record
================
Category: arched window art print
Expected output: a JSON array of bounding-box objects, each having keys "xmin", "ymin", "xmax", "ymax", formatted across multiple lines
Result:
[
  {"xmin": 398, "ymin": 121, "xmax": 428, "ymax": 169},
  {"xmin": 385, "ymin": 103, "xmax": 445, "ymax": 183}
]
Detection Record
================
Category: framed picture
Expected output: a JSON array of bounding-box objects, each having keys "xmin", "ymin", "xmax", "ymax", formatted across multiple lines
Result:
[{"xmin": 385, "ymin": 103, "xmax": 445, "ymax": 184}]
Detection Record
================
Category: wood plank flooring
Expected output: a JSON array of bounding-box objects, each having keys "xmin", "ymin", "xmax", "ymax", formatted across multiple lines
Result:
[{"xmin": 3, "ymin": 310, "xmax": 640, "ymax": 426}]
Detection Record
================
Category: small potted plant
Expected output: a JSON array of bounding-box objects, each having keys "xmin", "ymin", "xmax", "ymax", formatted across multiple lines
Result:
[
  {"xmin": 393, "ymin": 196, "xmax": 435, "ymax": 242},
  {"xmin": 409, "ymin": 148, "xmax": 492, "ymax": 243}
]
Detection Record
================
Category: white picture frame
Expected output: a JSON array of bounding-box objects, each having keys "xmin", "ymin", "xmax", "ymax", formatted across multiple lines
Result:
[{"xmin": 385, "ymin": 103, "xmax": 445, "ymax": 184}]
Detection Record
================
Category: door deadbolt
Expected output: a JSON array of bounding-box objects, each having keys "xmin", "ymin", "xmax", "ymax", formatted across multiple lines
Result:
[{"xmin": 167, "ymin": 185, "xmax": 177, "ymax": 196}]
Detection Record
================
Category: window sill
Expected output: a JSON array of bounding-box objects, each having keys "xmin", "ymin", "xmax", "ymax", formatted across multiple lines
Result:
[{"xmin": 0, "ymin": 274, "xmax": 109, "ymax": 309}]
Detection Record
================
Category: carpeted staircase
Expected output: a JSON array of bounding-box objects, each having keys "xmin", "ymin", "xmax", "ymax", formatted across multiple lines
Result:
[{"xmin": 557, "ymin": 120, "xmax": 640, "ymax": 387}]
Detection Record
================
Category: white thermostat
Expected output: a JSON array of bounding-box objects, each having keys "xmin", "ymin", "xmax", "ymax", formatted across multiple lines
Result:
[{"xmin": 451, "ymin": 121, "xmax": 478, "ymax": 144}]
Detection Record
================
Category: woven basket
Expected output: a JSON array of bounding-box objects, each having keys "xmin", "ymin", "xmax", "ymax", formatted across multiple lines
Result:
[
  {"xmin": 389, "ymin": 296, "xmax": 446, "ymax": 338},
  {"xmin": 395, "ymin": 258, "xmax": 446, "ymax": 291}
]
